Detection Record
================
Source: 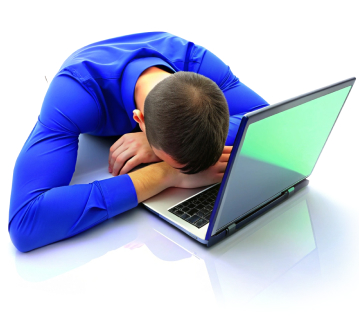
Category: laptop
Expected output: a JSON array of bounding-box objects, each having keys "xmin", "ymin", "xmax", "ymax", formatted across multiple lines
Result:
[{"xmin": 142, "ymin": 77, "xmax": 356, "ymax": 247}]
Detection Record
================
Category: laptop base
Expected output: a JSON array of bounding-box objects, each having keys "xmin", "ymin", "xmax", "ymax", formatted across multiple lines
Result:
[{"xmin": 207, "ymin": 179, "xmax": 310, "ymax": 247}]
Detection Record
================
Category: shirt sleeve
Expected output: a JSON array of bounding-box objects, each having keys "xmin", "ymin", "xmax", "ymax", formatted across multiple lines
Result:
[
  {"xmin": 197, "ymin": 49, "xmax": 270, "ymax": 146},
  {"xmin": 8, "ymin": 75, "xmax": 138, "ymax": 252}
]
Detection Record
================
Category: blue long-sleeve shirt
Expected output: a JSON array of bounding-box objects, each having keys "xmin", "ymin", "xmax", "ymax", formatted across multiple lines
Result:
[{"xmin": 9, "ymin": 32, "xmax": 268, "ymax": 252}]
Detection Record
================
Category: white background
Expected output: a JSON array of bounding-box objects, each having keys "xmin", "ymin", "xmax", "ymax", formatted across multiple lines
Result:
[{"xmin": 1, "ymin": 1, "xmax": 358, "ymax": 315}]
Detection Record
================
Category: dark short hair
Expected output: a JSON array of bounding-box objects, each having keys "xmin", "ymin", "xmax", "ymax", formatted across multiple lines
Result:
[{"xmin": 144, "ymin": 71, "xmax": 229, "ymax": 174}]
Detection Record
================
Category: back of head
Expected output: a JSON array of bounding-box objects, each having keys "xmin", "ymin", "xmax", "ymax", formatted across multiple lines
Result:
[{"xmin": 145, "ymin": 71, "xmax": 229, "ymax": 174}]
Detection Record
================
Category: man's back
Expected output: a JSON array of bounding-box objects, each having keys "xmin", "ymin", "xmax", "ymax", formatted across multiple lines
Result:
[{"xmin": 9, "ymin": 32, "xmax": 269, "ymax": 252}]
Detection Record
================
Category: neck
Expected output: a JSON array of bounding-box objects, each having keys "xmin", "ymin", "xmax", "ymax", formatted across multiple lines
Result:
[{"xmin": 134, "ymin": 66, "xmax": 172, "ymax": 113}]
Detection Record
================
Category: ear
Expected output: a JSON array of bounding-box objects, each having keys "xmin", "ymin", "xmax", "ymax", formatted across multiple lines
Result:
[{"xmin": 133, "ymin": 109, "xmax": 146, "ymax": 132}]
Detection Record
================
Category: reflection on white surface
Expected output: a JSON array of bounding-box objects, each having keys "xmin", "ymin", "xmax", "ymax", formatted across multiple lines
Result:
[
  {"xmin": 209, "ymin": 199, "xmax": 316, "ymax": 304},
  {"xmin": 14, "ymin": 133, "xmax": 324, "ymax": 308},
  {"xmin": 150, "ymin": 189, "xmax": 320, "ymax": 306}
]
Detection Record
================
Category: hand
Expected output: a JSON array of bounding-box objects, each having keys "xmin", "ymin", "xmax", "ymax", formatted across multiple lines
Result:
[
  {"xmin": 108, "ymin": 132, "xmax": 161, "ymax": 176},
  {"xmin": 127, "ymin": 146, "xmax": 233, "ymax": 203},
  {"xmin": 173, "ymin": 146, "xmax": 233, "ymax": 189}
]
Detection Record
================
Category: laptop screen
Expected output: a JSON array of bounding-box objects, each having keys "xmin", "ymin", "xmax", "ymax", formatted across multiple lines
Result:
[{"xmin": 211, "ymin": 83, "xmax": 354, "ymax": 236}]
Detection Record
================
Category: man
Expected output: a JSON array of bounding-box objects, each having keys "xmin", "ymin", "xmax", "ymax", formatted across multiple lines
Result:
[{"xmin": 8, "ymin": 32, "xmax": 268, "ymax": 252}]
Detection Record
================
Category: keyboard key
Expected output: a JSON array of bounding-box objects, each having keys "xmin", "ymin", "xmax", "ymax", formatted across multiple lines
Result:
[
  {"xmin": 182, "ymin": 207, "xmax": 189, "ymax": 213},
  {"xmin": 187, "ymin": 208, "xmax": 197, "ymax": 216},
  {"xmin": 193, "ymin": 208, "xmax": 203, "ymax": 215},
  {"xmin": 194, "ymin": 206, "xmax": 203, "ymax": 213},
  {"xmin": 195, "ymin": 218, "xmax": 208, "ymax": 228},
  {"xmin": 205, "ymin": 211, "xmax": 213, "ymax": 217},
  {"xmin": 180, "ymin": 213, "xmax": 190, "ymax": 220},
  {"xmin": 167, "ymin": 184, "xmax": 221, "ymax": 228},
  {"xmin": 174, "ymin": 210, "xmax": 184, "ymax": 216},
  {"xmin": 186, "ymin": 215, "xmax": 201, "ymax": 224}
]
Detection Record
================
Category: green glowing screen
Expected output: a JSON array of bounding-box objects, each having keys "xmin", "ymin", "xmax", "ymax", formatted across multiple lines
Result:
[
  {"xmin": 240, "ymin": 86, "xmax": 351, "ymax": 176},
  {"xmin": 213, "ymin": 85, "xmax": 352, "ymax": 234}
]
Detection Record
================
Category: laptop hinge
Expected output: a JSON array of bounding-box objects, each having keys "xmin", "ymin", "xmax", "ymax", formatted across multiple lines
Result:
[{"xmin": 226, "ymin": 223, "xmax": 236, "ymax": 236}]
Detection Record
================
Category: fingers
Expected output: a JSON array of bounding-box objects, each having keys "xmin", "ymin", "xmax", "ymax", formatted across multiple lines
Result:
[
  {"xmin": 109, "ymin": 145, "xmax": 126, "ymax": 172},
  {"xmin": 214, "ymin": 173, "xmax": 225, "ymax": 183},
  {"xmin": 112, "ymin": 149, "xmax": 135, "ymax": 176},
  {"xmin": 119, "ymin": 156, "xmax": 140, "ymax": 175},
  {"xmin": 209, "ymin": 161, "xmax": 227, "ymax": 174},
  {"xmin": 109, "ymin": 138, "xmax": 127, "ymax": 173},
  {"xmin": 219, "ymin": 153, "xmax": 230, "ymax": 162},
  {"xmin": 217, "ymin": 161, "xmax": 227, "ymax": 173},
  {"xmin": 222, "ymin": 146, "xmax": 233, "ymax": 154},
  {"xmin": 217, "ymin": 146, "xmax": 233, "ymax": 163},
  {"xmin": 212, "ymin": 164, "xmax": 227, "ymax": 183},
  {"xmin": 108, "ymin": 136, "xmax": 125, "ymax": 164}
]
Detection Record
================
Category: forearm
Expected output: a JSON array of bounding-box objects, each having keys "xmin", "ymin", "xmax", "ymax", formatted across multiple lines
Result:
[{"xmin": 128, "ymin": 162, "xmax": 177, "ymax": 203}]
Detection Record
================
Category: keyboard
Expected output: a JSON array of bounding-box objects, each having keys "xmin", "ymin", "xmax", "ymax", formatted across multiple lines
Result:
[{"xmin": 168, "ymin": 184, "xmax": 220, "ymax": 228}]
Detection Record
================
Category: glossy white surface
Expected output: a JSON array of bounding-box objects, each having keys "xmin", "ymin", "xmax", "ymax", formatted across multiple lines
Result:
[{"xmin": 1, "ymin": 1, "xmax": 359, "ymax": 315}]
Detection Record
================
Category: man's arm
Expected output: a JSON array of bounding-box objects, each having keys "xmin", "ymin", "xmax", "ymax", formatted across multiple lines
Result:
[
  {"xmin": 197, "ymin": 49, "xmax": 269, "ymax": 146},
  {"xmin": 128, "ymin": 162, "xmax": 175, "ymax": 203},
  {"xmin": 223, "ymin": 82, "xmax": 269, "ymax": 146},
  {"xmin": 129, "ymin": 147, "xmax": 231, "ymax": 203},
  {"xmin": 9, "ymin": 75, "xmax": 139, "ymax": 253}
]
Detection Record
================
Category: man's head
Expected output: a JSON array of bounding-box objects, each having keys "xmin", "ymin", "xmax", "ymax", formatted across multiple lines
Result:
[{"xmin": 135, "ymin": 71, "xmax": 229, "ymax": 174}]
